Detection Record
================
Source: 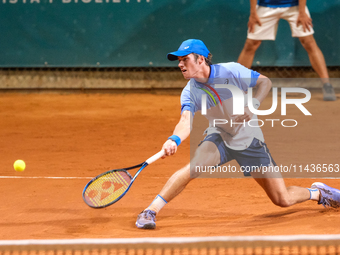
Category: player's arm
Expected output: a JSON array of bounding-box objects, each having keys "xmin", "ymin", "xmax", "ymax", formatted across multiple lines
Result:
[
  {"xmin": 162, "ymin": 110, "xmax": 192, "ymax": 157},
  {"xmin": 248, "ymin": 0, "xmax": 262, "ymax": 33},
  {"xmin": 234, "ymin": 74, "xmax": 272, "ymax": 122},
  {"xmin": 297, "ymin": 0, "xmax": 313, "ymax": 32},
  {"xmin": 252, "ymin": 74, "xmax": 272, "ymax": 103}
]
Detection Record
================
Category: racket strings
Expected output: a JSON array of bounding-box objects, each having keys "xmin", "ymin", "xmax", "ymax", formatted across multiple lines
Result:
[{"xmin": 84, "ymin": 171, "xmax": 132, "ymax": 207}]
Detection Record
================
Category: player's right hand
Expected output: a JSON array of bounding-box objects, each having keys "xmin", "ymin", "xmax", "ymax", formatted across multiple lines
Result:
[
  {"xmin": 232, "ymin": 106, "xmax": 254, "ymax": 122},
  {"xmin": 248, "ymin": 14, "xmax": 262, "ymax": 33},
  {"xmin": 162, "ymin": 139, "xmax": 178, "ymax": 158}
]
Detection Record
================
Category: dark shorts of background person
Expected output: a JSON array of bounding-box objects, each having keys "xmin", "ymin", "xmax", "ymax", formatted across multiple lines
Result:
[{"xmin": 199, "ymin": 133, "xmax": 277, "ymax": 176}]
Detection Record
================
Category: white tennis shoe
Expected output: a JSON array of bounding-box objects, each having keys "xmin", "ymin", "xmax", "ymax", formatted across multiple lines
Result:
[
  {"xmin": 136, "ymin": 210, "xmax": 156, "ymax": 229},
  {"xmin": 311, "ymin": 182, "xmax": 340, "ymax": 208}
]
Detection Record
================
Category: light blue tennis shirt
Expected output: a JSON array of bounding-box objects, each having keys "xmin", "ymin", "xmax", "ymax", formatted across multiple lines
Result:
[
  {"xmin": 180, "ymin": 62, "xmax": 264, "ymax": 150},
  {"xmin": 258, "ymin": 0, "xmax": 298, "ymax": 8}
]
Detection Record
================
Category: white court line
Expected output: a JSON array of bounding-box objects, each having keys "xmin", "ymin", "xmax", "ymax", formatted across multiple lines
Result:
[
  {"xmin": 0, "ymin": 176, "xmax": 92, "ymax": 179},
  {"xmin": 1, "ymin": 235, "xmax": 340, "ymax": 245}
]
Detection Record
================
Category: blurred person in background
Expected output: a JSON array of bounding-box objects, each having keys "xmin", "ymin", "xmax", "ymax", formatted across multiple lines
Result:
[{"xmin": 237, "ymin": 0, "xmax": 337, "ymax": 101}]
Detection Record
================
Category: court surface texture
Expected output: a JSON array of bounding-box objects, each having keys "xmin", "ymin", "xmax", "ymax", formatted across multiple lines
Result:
[{"xmin": 0, "ymin": 91, "xmax": 339, "ymax": 239}]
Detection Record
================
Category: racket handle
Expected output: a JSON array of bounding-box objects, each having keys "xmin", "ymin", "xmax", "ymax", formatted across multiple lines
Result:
[{"xmin": 145, "ymin": 150, "xmax": 165, "ymax": 165}]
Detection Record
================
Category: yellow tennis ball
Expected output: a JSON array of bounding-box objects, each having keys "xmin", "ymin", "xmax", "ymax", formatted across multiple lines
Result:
[{"xmin": 13, "ymin": 160, "xmax": 26, "ymax": 172}]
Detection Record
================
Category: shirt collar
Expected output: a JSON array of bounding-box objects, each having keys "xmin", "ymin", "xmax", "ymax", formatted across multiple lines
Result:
[
  {"xmin": 209, "ymin": 65, "xmax": 215, "ymax": 79},
  {"xmin": 192, "ymin": 65, "xmax": 215, "ymax": 88}
]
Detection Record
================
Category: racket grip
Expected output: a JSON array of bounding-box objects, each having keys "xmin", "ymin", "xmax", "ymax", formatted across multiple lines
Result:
[{"xmin": 145, "ymin": 150, "xmax": 165, "ymax": 165}]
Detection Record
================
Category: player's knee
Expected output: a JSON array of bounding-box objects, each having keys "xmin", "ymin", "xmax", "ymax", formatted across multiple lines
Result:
[
  {"xmin": 190, "ymin": 157, "xmax": 219, "ymax": 179},
  {"xmin": 190, "ymin": 170, "xmax": 201, "ymax": 179},
  {"xmin": 189, "ymin": 156, "xmax": 214, "ymax": 179},
  {"xmin": 243, "ymin": 39, "xmax": 262, "ymax": 52},
  {"xmin": 272, "ymin": 196, "xmax": 292, "ymax": 208},
  {"xmin": 189, "ymin": 161, "xmax": 204, "ymax": 179}
]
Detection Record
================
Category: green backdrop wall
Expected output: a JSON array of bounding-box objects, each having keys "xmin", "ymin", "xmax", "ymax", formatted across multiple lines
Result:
[{"xmin": 0, "ymin": 0, "xmax": 339, "ymax": 67}]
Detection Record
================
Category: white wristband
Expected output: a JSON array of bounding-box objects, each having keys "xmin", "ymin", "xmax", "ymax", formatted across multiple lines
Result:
[
  {"xmin": 252, "ymin": 98, "xmax": 261, "ymax": 110},
  {"xmin": 245, "ymin": 98, "xmax": 260, "ymax": 109}
]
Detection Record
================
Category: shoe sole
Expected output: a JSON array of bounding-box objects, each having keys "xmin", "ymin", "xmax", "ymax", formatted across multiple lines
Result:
[
  {"xmin": 323, "ymin": 96, "xmax": 337, "ymax": 101},
  {"xmin": 135, "ymin": 222, "xmax": 156, "ymax": 229}
]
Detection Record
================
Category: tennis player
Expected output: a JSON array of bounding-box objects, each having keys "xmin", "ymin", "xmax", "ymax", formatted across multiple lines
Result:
[{"xmin": 136, "ymin": 39, "xmax": 340, "ymax": 229}]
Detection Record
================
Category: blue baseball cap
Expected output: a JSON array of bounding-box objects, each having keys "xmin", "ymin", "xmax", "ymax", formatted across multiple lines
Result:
[{"xmin": 167, "ymin": 39, "xmax": 210, "ymax": 61}]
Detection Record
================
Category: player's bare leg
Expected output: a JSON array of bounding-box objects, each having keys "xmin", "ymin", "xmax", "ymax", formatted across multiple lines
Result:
[
  {"xmin": 152, "ymin": 141, "xmax": 220, "ymax": 207},
  {"xmin": 136, "ymin": 141, "xmax": 220, "ymax": 229},
  {"xmin": 157, "ymin": 163, "xmax": 191, "ymax": 202},
  {"xmin": 299, "ymin": 35, "xmax": 336, "ymax": 101},
  {"xmin": 237, "ymin": 39, "xmax": 262, "ymax": 68},
  {"xmin": 251, "ymin": 170, "xmax": 314, "ymax": 207}
]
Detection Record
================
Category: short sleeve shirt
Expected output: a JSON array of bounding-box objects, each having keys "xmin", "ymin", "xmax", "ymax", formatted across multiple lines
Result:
[{"xmin": 180, "ymin": 62, "xmax": 264, "ymax": 150}]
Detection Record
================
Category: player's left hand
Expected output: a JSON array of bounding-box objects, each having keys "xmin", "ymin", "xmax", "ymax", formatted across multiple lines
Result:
[
  {"xmin": 297, "ymin": 13, "xmax": 313, "ymax": 32},
  {"xmin": 232, "ymin": 107, "xmax": 254, "ymax": 122}
]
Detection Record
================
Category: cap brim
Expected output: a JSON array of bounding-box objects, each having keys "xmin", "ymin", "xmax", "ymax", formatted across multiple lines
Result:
[{"xmin": 167, "ymin": 50, "xmax": 190, "ymax": 61}]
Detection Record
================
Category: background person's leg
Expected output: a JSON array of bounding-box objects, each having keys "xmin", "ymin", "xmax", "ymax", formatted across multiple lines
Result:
[
  {"xmin": 299, "ymin": 35, "xmax": 336, "ymax": 101},
  {"xmin": 237, "ymin": 39, "xmax": 262, "ymax": 68}
]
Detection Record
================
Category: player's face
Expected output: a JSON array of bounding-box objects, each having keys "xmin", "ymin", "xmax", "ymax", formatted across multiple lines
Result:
[{"xmin": 178, "ymin": 54, "xmax": 201, "ymax": 79}]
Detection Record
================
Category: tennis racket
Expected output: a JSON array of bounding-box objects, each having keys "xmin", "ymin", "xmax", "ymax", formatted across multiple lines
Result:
[{"xmin": 82, "ymin": 150, "xmax": 165, "ymax": 208}]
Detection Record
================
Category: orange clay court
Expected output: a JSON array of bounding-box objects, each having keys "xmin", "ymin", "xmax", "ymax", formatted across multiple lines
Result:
[{"xmin": 0, "ymin": 91, "xmax": 339, "ymax": 240}]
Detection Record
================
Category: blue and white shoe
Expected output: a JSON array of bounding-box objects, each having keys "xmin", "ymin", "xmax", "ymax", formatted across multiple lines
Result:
[
  {"xmin": 311, "ymin": 182, "xmax": 340, "ymax": 208},
  {"xmin": 136, "ymin": 210, "xmax": 156, "ymax": 229}
]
